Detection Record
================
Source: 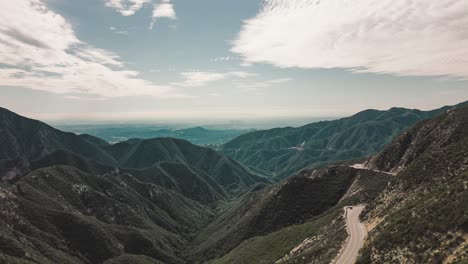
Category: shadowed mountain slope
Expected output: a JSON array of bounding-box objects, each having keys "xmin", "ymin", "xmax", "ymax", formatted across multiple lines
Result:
[
  {"xmin": 0, "ymin": 107, "xmax": 117, "ymax": 166},
  {"xmin": 0, "ymin": 107, "xmax": 269, "ymax": 203},
  {"xmin": 192, "ymin": 104, "xmax": 468, "ymax": 264},
  {"xmin": 104, "ymin": 138, "xmax": 268, "ymax": 195},
  {"xmin": 187, "ymin": 166, "xmax": 393, "ymax": 263},
  {"xmin": 0, "ymin": 166, "xmax": 213, "ymax": 264}
]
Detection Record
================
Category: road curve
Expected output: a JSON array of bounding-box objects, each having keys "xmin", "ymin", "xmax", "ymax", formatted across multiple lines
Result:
[
  {"xmin": 334, "ymin": 206, "xmax": 367, "ymax": 264},
  {"xmin": 350, "ymin": 164, "xmax": 396, "ymax": 176}
]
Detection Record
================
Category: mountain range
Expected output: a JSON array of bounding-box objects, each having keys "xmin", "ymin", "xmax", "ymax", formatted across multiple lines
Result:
[
  {"xmin": 220, "ymin": 101, "xmax": 468, "ymax": 180},
  {"xmin": 199, "ymin": 104, "xmax": 468, "ymax": 264},
  {"xmin": 0, "ymin": 106, "xmax": 268, "ymax": 204},
  {"xmin": 0, "ymin": 102, "xmax": 467, "ymax": 263}
]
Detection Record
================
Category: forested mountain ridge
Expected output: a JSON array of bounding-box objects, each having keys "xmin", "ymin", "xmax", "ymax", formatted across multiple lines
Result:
[
  {"xmin": 0, "ymin": 107, "xmax": 269, "ymax": 204},
  {"xmin": 0, "ymin": 165, "xmax": 213, "ymax": 264},
  {"xmin": 0, "ymin": 107, "xmax": 117, "ymax": 166},
  {"xmin": 358, "ymin": 105, "xmax": 468, "ymax": 263},
  {"xmin": 196, "ymin": 104, "xmax": 468, "ymax": 264},
  {"xmin": 220, "ymin": 101, "xmax": 468, "ymax": 179},
  {"xmin": 0, "ymin": 107, "xmax": 270, "ymax": 264}
]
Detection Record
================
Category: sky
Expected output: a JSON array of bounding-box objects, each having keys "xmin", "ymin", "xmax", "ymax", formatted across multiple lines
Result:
[{"xmin": 0, "ymin": 0, "xmax": 467, "ymax": 124}]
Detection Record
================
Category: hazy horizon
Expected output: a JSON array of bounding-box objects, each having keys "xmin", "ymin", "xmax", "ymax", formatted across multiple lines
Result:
[{"xmin": 12, "ymin": 98, "xmax": 465, "ymax": 128}]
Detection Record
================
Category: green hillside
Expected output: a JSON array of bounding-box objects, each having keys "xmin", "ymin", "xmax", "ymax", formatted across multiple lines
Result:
[
  {"xmin": 0, "ymin": 107, "xmax": 117, "ymax": 166},
  {"xmin": 104, "ymin": 138, "xmax": 268, "ymax": 195},
  {"xmin": 221, "ymin": 102, "xmax": 467, "ymax": 179},
  {"xmin": 0, "ymin": 166, "xmax": 213, "ymax": 264},
  {"xmin": 187, "ymin": 167, "xmax": 393, "ymax": 263},
  {"xmin": 358, "ymin": 105, "xmax": 468, "ymax": 263},
  {"xmin": 195, "ymin": 104, "xmax": 468, "ymax": 264},
  {"xmin": 0, "ymin": 107, "xmax": 268, "ymax": 204}
]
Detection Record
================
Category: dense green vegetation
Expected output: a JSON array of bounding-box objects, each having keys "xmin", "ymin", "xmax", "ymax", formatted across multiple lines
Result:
[
  {"xmin": 0, "ymin": 107, "xmax": 271, "ymax": 263},
  {"xmin": 103, "ymin": 254, "xmax": 164, "ymax": 264},
  {"xmin": 361, "ymin": 179, "xmax": 467, "ymax": 263},
  {"xmin": 221, "ymin": 102, "xmax": 467, "ymax": 179},
  {"xmin": 0, "ymin": 107, "xmax": 117, "ymax": 165},
  {"xmin": 105, "ymin": 137, "xmax": 269, "ymax": 196},
  {"xmin": 210, "ymin": 208, "xmax": 346, "ymax": 264},
  {"xmin": 359, "ymin": 106, "xmax": 468, "ymax": 263},
  {"xmin": 187, "ymin": 166, "xmax": 393, "ymax": 263},
  {"xmin": 0, "ymin": 166, "xmax": 213, "ymax": 264},
  {"xmin": 0, "ymin": 107, "xmax": 269, "ymax": 204}
]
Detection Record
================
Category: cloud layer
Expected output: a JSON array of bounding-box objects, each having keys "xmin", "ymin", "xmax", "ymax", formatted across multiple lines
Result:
[
  {"xmin": 173, "ymin": 71, "xmax": 256, "ymax": 87},
  {"xmin": 232, "ymin": 0, "xmax": 468, "ymax": 79},
  {"xmin": 150, "ymin": 0, "xmax": 177, "ymax": 29},
  {"xmin": 105, "ymin": 0, "xmax": 176, "ymax": 29},
  {"xmin": 0, "ymin": 0, "xmax": 173, "ymax": 98},
  {"xmin": 105, "ymin": 0, "xmax": 151, "ymax": 16}
]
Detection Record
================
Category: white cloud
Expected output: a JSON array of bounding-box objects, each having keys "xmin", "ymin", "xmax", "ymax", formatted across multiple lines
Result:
[
  {"xmin": 110, "ymin": 26, "xmax": 129, "ymax": 35},
  {"xmin": 105, "ymin": 0, "xmax": 151, "ymax": 16},
  {"xmin": 0, "ymin": 0, "xmax": 175, "ymax": 98},
  {"xmin": 173, "ymin": 71, "xmax": 256, "ymax": 87},
  {"xmin": 232, "ymin": 0, "xmax": 468, "ymax": 79},
  {"xmin": 211, "ymin": 56, "xmax": 241, "ymax": 62},
  {"xmin": 105, "ymin": 0, "xmax": 177, "ymax": 29},
  {"xmin": 150, "ymin": 0, "xmax": 177, "ymax": 29}
]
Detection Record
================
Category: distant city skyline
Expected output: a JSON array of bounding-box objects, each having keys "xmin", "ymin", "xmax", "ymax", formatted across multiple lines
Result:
[{"xmin": 1, "ymin": 0, "xmax": 467, "ymax": 121}]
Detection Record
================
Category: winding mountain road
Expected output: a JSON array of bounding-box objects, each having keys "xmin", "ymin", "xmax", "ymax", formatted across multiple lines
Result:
[
  {"xmin": 350, "ymin": 163, "xmax": 396, "ymax": 176},
  {"xmin": 334, "ymin": 206, "xmax": 367, "ymax": 264}
]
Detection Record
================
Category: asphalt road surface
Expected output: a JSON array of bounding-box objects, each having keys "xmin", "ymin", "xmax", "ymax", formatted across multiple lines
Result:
[
  {"xmin": 350, "ymin": 164, "xmax": 396, "ymax": 176},
  {"xmin": 334, "ymin": 206, "xmax": 367, "ymax": 264}
]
